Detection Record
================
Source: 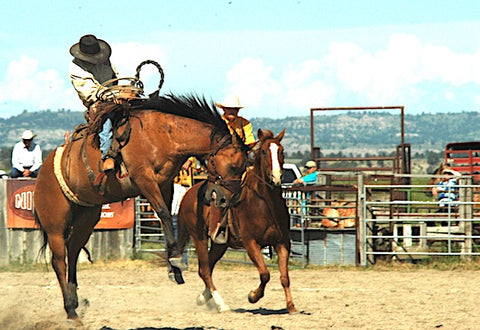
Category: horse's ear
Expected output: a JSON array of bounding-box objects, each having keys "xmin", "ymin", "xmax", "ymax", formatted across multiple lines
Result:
[
  {"xmin": 276, "ymin": 128, "xmax": 286, "ymax": 142},
  {"xmin": 257, "ymin": 128, "xmax": 264, "ymax": 140}
]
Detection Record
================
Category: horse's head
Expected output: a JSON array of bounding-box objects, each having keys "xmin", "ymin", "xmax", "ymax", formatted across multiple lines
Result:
[
  {"xmin": 204, "ymin": 134, "xmax": 248, "ymax": 208},
  {"xmin": 255, "ymin": 128, "xmax": 286, "ymax": 186}
]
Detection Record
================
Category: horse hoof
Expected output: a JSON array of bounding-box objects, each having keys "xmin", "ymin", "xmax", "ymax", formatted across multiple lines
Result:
[
  {"xmin": 66, "ymin": 311, "xmax": 79, "ymax": 320},
  {"xmin": 197, "ymin": 289, "xmax": 212, "ymax": 305},
  {"xmin": 217, "ymin": 304, "xmax": 230, "ymax": 313},
  {"xmin": 288, "ymin": 306, "xmax": 299, "ymax": 314},
  {"xmin": 197, "ymin": 295, "xmax": 208, "ymax": 305},
  {"xmin": 247, "ymin": 290, "xmax": 262, "ymax": 304},
  {"xmin": 169, "ymin": 256, "xmax": 187, "ymax": 270},
  {"xmin": 168, "ymin": 267, "xmax": 185, "ymax": 285}
]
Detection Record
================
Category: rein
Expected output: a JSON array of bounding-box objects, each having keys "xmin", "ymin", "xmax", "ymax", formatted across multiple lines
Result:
[{"xmin": 250, "ymin": 170, "xmax": 275, "ymax": 190}]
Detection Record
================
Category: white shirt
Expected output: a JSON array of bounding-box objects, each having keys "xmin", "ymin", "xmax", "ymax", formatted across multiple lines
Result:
[
  {"xmin": 12, "ymin": 141, "xmax": 42, "ymax": 172},
  {"xmin": 69, "ymin": 61, "xmax": 119, "ymax": 107}
]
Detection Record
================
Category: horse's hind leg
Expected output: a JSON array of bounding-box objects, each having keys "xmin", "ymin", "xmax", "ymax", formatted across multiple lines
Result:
[
  {"xmin": 38, "ymin": 207, "xmax": 80, "ymax": 319},
  {"xmin": 244, "ymin": 240, "xmax": 270, "ymax": 304},
  {"xmin": 65, "ymin": 206, "xmax": 102, "ymax": 313},
  {"xmin": 275, "ymin": 242, "xmax": 298, "ymax": 313},
  {"xmin": 205, "ymin": 243, "xmax": 230, "ymax": 312},
  {"xmin": 48, "ymin": 230, "xmax": 80, "ymax": 319},
  {"xmin": 194, "ymin": 238, "xmax": 229, "ymax": 312}
]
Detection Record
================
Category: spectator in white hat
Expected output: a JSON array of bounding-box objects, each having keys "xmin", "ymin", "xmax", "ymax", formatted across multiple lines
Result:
[
  {"xmin": 10, "ymin": 130, "xmax": 43, "ymax": 178},
  {"xmin": 216, "ymin": 94, "xmax": 255, "ymax": 147},
  {"xmin": 293, "ymin": 160, "xmax": 318, "ymax": 185}
]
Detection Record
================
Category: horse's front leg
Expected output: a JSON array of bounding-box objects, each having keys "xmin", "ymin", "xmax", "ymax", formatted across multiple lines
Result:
[
  {"xmin": 138, "ymin": 181, "xmax": 185, "ymax": 283},
  {"xmin": 244, "ymin": 240, "xmax": 270, "ymax": 304},
  {"xmin": 275, "ymin": 242, "xmax": 298, "ymax": 313}
]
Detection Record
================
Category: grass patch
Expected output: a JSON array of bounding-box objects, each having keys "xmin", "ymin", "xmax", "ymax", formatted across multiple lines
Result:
[{"xmin": 0, "ymin": 261, "xmax": 51, "ymax": 273}]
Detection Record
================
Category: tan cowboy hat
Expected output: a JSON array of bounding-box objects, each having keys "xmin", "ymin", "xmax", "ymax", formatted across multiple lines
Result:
[
  {"xmin": 21, "ymin": 130, "xmax": 36, "ymax": 140},
  {"xmin": 216, "ymin": 95, "xmax": 244, "ymax": 109},
  {"xmin": 305, "ymin": 160, "xmax": 317, "ymax": 168},
  {"xmin": 69, "ymin": 34, "xmax": 112, "ymax": 64}
]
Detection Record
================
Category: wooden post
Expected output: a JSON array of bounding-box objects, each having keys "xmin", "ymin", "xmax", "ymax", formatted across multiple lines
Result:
[
  {"xmin": 357, "ymin": 174, "xmax": 367, "ymax": 266},
  {"xmin": 0, "ymin": 180, "xmax": 8, "ymax": 266},
  {"xmin": 459, "ymin": 177, "xmax": 473, "ymax": 260}
]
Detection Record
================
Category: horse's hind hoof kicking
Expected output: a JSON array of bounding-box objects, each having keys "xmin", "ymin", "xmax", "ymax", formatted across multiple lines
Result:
[
  {"xmin": 169, "ymin": 256, "xmax": 187, "ymax": 270},
  {"xmin": 168, "ymin": 266, "xmax": 185, "ymax": 284}
]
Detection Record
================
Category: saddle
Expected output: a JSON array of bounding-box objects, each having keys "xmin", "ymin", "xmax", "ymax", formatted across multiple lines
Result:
[{"xmin": 198, "ymin": 181, "xmax": 240, "ymax": 244}]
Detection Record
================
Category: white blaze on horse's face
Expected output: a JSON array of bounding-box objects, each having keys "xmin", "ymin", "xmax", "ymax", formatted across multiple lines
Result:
[{"xmin": 269, "ymin": 143, "xmax": 282, "ymax": 185}]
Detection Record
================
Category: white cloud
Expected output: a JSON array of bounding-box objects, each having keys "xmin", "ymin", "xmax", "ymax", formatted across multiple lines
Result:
[
  {"xmin": 0, "ymin": 56, "xmax": 76, "ymax": 111},
  {"xmin": 111, "ymin": 42, "xmax": 167, "ymax": 95},
  {"xmin": 320, "ymin": 34, "xmax": 480, "ymax": 107},
  {"xmin": 223, "ymin": 58, "xmax": 281, "ymax": 109},
  {"xmin": 284, "ymin": 81, "xmax": 336, "ymax": 110},
  {"xmin": 282, "ymin": 61, "xmax": 335, "ymax": 109},
  {"xmin": 2, "ymin": 31, "xmax": 480, "ymax": 119},
  {"xmin": 445, "ymin": 91, "xmax": 454, "ymax": 101}
]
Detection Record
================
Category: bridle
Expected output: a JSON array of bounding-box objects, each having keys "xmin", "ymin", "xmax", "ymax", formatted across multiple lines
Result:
[{"xmin": 206, "ymin": 135, "xmax": 245, "ymax": 194}]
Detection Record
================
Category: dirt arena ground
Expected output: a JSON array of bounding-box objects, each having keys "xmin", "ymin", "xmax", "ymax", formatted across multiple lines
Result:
[{"xmin": 1, "ymin": 260, "xmax": 479, "ymax": 330}]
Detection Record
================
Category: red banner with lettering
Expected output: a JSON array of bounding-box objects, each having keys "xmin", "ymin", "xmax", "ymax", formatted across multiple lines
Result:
[{"xmin": 6, "ymin": 179, "xmax": 134, "ymax": 229}]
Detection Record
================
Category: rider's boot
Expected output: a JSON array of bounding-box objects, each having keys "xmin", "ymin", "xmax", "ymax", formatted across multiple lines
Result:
[{"xmin": 102, "ymin": 157, "xmax": 115, "ymax": 172}]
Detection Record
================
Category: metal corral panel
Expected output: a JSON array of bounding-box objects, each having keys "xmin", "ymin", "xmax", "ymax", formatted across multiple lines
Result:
[{"xmin": 291, "ymin": 228, "xmax": 356, "ymax": 266}]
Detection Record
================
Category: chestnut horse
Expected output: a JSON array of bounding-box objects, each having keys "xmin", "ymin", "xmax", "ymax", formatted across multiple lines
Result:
[
  {"xmin": 177, "ymin": 129, "xmax": 298, "ymax": 313},
  {"xmin": 34, "ymin": 94, "xmax": 248, "ymax": 319}
]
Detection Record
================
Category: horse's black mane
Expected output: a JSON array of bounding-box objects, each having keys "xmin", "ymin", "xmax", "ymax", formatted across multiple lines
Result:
[{"xmin": 133, "ymin": 93, "xmax": 231, "ymax": 137}]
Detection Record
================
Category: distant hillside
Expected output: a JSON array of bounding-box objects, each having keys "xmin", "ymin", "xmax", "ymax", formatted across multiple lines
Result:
[
  {"xmin": 2, "ymin": 108, "xmax": 480, "ymax": 156},
  {"xmin": 0, "ymin": 109, "xmax": 84, "ymax": 150},
  {"xmin": 251, "ymin": 110, "xmax": 480, "ymax": 155}
]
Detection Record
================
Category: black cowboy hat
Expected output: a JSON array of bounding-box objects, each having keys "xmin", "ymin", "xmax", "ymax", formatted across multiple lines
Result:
[{"xmin": 69, "ymin": 34, "xmax": 112, "ymax": 64}]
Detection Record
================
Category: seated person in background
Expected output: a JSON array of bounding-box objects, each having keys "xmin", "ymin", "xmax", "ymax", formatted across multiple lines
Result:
[
  {"xmin": 293, "ymin": 160, "xmax": 318, "ymax": 185},
  {"xmin": 10, "ymin": 130, "xmax": 42, "ymax": 178},
  {"xmin": 432, "ymin": 168, "xmax": 461, "ymax": 208}
]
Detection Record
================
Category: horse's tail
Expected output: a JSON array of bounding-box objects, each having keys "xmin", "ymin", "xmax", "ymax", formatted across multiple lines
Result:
[
  {"xmin": 34, "ymin": 210, "xmax": 49, "ymax": 261},
  {"xmin": 177, "ymin": 211, "xmax": 190, "ymax": 255}
]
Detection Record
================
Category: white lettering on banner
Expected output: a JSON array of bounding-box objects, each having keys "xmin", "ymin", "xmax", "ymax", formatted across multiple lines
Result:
[
  {"xmin": 101, "ymin": 211, "xmax": 114, "ymax": 218},
  {"xmin": 102, "ymin": 204, "xmax": 111, "ymax": 209},
  {"xmin": 15, "ymin": 191, "xmax": 34, "ymax": 211}
]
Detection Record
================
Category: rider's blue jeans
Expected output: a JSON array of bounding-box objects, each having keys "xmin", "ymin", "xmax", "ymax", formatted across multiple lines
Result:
[{"xmin": 99, "ymin": 118, "xmax": 112, "ymax": 159}]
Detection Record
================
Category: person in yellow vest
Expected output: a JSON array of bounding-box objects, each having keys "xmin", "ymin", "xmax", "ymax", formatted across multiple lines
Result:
[
  {"xmin": 216, "ymin": 95, "xmax": 255, "ymax": 147},
  {"xmin": 208, "ymin": 95, "xmax": 255, "ymax": 244}
]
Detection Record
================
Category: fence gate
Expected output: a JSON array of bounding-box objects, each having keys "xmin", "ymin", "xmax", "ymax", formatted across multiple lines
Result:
[
  {"xmin": 133, "ymin": 189, "xmax": 310, "ymax": 267},
  {"xmin": 358, "ymin": 176, "xmax": 480, "ymax": 266},
  {"xmin": 134, "ymin": 196, "xmax": 165, "ymax": 253}
]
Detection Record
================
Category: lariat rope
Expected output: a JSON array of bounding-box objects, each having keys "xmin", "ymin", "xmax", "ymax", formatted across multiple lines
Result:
[{"xmin": 53, "ymin": 146, "xmax": 94, "ymax": 207}]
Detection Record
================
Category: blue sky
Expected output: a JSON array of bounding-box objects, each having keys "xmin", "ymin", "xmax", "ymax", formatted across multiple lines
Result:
[{"xmin": 1, "ymin": 1, "xmax": 479, "ymax": 119}]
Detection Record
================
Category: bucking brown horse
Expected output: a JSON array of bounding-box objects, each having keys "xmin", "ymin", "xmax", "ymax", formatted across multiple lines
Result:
[
  {"xmin": 34, "ymin": 94, "xmax": 248, "ymax": 319},
  {"xmin": 177, "ymin": 128, "xmax": 297, "ymax": 313}
]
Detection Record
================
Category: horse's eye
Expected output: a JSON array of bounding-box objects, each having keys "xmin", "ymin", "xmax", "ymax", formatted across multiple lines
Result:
[{"xmin": 262, "ymin": 149, "xmax": 267, "ymax": 155}]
